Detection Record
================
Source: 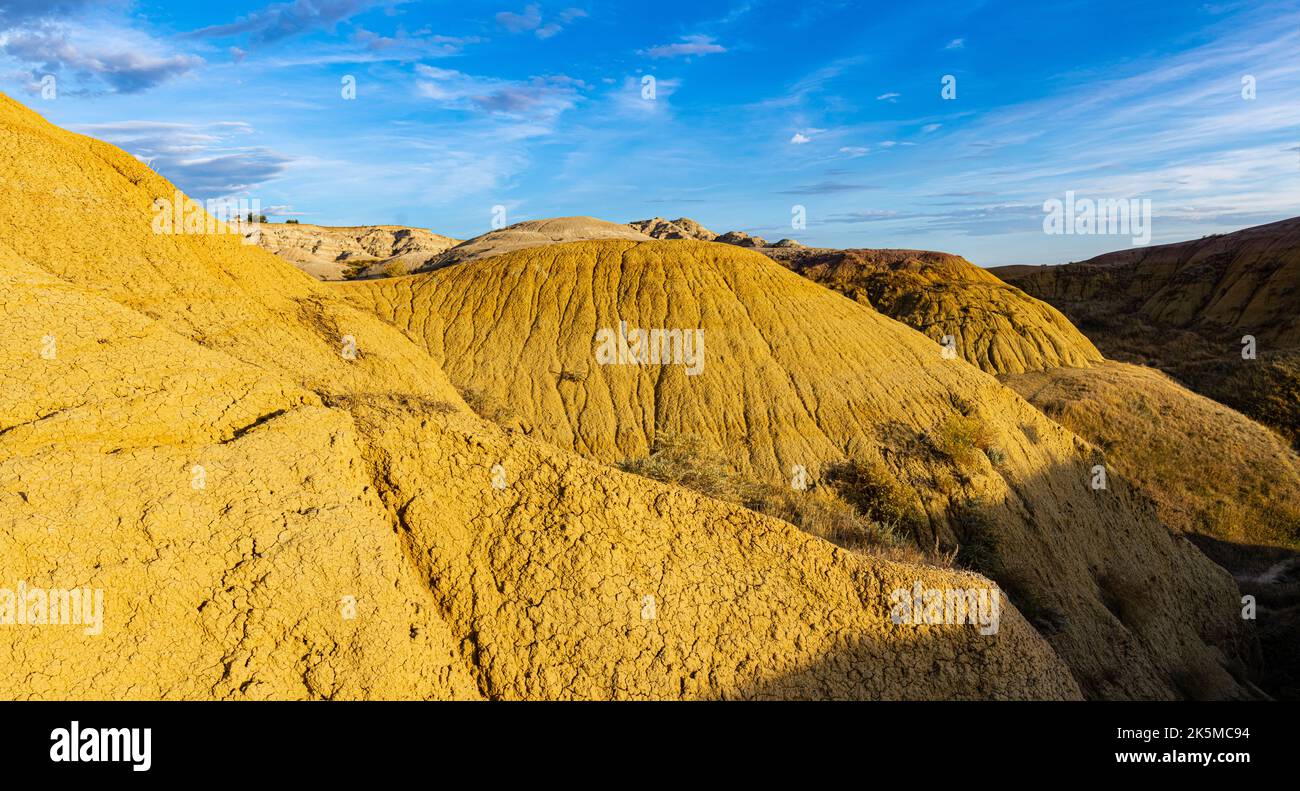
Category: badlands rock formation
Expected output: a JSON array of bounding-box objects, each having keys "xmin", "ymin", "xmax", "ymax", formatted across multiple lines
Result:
[
  {"xmin": 628, "ymin": 216, "xmax": 718, "ymax": 240},
  {"xmin": 764, "ymin": 247, "xmax": 1104, "ymax": 375},
  {"xmin": 340, "ymin": 238, "xmax": 1256, "ymax": 699},
  {"xmin": 0, "ymin": 92, "xmax": 1084, "ymax": 700},
  {"xmin": 628, "ymin": 218, "xmax": 1099, "ymax": 375},
  {"xmin": 714, "ymin": 230, "xmax": 769, "ymax": 247},
  {"xmin": 253, "ymin": 222, "xmax": 459, "ymax": 280},
  {"xmin": 994, "ymin": 219, "xmax": 1300, "ymax": 448},
  {"xmin": 420, "ymin": 217, "xmax": 651, "ymax": 271}
]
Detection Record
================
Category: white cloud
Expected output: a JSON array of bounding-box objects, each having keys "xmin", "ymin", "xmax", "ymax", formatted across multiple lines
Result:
[
  {"xmin": 945, "ymin": 38, "xmax": 965, "ymax": 49},
  {"xmin": 68, "ymin": 119, "xmax": 292, "ymax": 198},
  {"xmin": 2, "ymin": 21, "xmax": 201, "ymax": 94},
  {"xmin": 495, "ymin": 4, "xmax": 542, "ymax": 32},
  {"xmin": 643, "ymin": 34, "xmax": 726, "ymax": 59},
  {"xmin": 790, "ymin": 132, "xmax": 811, "ymax": 144},
  {"xmin": 876, "ymin": 92, "xmax": 899, "ymax": 101},
  {"xmin": 496, "ymin": 4, "xmax": 586, "ymax": 39},
  {"xmin": 414, "ymin": 64, "xmax": 585, "ymax": 127}
]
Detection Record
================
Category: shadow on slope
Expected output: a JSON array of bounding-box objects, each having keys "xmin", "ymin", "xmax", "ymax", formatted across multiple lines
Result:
[{"xmin": 1188, "ymin": 535, "xmax": 1299, "ymax": 700}]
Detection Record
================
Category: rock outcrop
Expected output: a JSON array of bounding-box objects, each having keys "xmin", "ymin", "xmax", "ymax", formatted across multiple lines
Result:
[
  {"xmin": 714, "ymin": 230, "xmax": 768, "ymax": 247},
  {"xmin": 628, "ymin": 216, "xmax": 718, "ymax": 240},
  {"xmin": 253, "ymin": 222, "xmax": 459, "ymax": 280}
]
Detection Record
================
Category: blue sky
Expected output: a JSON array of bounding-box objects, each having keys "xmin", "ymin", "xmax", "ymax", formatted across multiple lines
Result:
[{"xmin": 2, "ymin": 0, "xmax": 1298, "ymax": 265}]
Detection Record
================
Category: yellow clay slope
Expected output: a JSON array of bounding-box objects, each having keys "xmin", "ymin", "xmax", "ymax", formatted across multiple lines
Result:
[
  {"xmin": 341, "ymin": 238, "xmax": 1256, "ymax": 699},
  {"xmin": 0, "ymin": 91, "xmax": 1080, "ymax": 700}
]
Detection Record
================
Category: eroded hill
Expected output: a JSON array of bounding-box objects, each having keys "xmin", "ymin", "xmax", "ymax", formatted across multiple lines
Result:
[
  {"xmin": 994, "ymin": 219, "xmax": 1300, "ymax": 448},
  {"xmin": 0, "ymin": 92, "xmax": 1087, "ymax": 700},
  {"xmin": 761, "ymin": 247, "xmax": 1103, "ymax": 375},
  {"xmin": 418, "ymin": 216, "xmax": 650, "ymax": 272},
  {"xmin": 253, "ymin": 222, "xmax": 459, "ymax": 280},
  {"xmin": 339, "ymin": 238, "xmax": 1257, "ymax": 699},
  {"xmin": 1002, "ymin": 360, "xmax": 1300, "ymax": 698},
  {"xmin": 630, "ymin": 218, "xmax": 1100, "ymax": 375}
]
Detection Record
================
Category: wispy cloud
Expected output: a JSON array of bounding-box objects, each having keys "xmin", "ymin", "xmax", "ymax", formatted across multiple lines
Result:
[
  {"xmin": 0, "ymin": 0, "xmax": 99, "ymax": 26},
  {"xmin": 1, "ymin": 22, "xmax": 201, "ymax": 94},
  {"xmin": 352, "ymin": 27, "xmax": 481, "ymax": 56},
  {"xmin": 749, "ymin": 56, "xmax": 864, "ymax": 110},
  {"xmin": 414, "ymin": 64, "xmax": 586, "ymax": 120},
  {"xmin": 642, "ymin": 34, "xmax": 726, "ymax": 58},
  {"xmin": 495, "ymin": 4, "xmax": 542, "ymax": 33},
  {"xmin": 824, "ymin": 210, "xmax": 900, "ymax": 223},
  {"xmin": 187, "ymin": 0, "xmax": 384, "ymax": 45},
  {"xmin": 496, "ymin": 5, "xmax": 588, "ymax": 39},
  {"xmin": 778, "ymin": 181, "xmax": 879, "ymax": 195},
  {"xmin": 70, "ymin": 120, "xmax": 294, "ymax": 197}
]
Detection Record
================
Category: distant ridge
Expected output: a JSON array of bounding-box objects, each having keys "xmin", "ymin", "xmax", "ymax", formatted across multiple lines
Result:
[
  {"xmin": 995, "ymin": 217, "xmax": 1300, "ymax": 449},
  {"xmin": 254, "ymin": 222, "xmax": 459, "ymax": 280}
]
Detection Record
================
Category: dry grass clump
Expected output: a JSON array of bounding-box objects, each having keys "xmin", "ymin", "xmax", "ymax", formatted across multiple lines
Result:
[
  {"xmin": 824, "ymin": 457, "xmax": 926, "ymax": 534},
  {"xmin": 458, "ymin": 386, "xmax": 520, "ymax": 427},
  {"xmin": 933, "ymin": 414, "xmax": 996, "ymax": 468},
  {"xmin": 619, "ymin": 433, "xmax": 747, "ymax": 503},
  {"xmin": 620, "ymin": 433, "xmax": 950, "ymax": 565}
]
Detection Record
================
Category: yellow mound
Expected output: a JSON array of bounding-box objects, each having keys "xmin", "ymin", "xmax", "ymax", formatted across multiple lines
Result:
[
  {"xmin": 253, "ymin": 223, "xmax": 459, "ymax": 280},
  {"xmin": 0, "ymin": 92, "xmax": 1080, "ymax": 700},
  {"xmin": 766, "ymin": 247, "xmax": 1103, "ymax": 374},
  {"xmin": 339, "ymin": 238, "xmax": 1256, "ymax": 699}
]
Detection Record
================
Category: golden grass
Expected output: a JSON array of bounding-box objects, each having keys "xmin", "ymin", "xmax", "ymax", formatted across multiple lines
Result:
[
  {"xmin": 619, "ymin": 433, "xmax": 952, "ymax": 566},
  {"xmin": 1004, "ymin": 361, "xmax": 1300, "ymax": 549}
]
